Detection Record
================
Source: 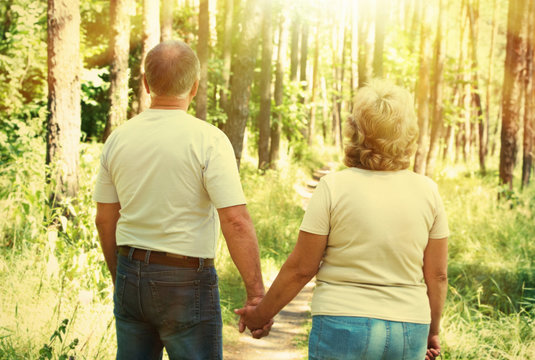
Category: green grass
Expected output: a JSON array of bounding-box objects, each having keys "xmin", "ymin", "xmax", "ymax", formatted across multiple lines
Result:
[{"xmin": 1, "ymin": 140, "xmax": 535, "ymax": 359}]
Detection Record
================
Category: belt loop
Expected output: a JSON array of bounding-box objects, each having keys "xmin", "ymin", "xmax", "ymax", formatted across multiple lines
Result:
[
  {"xmin": 197, "ymin": 258, "xmax": 204, "ymax": 272},
  {"xmin": 144, "ymin": 250, "xmax": 151, "ymax": 265},
  {"xmin": 128, "ymin": 247, "xmax": 135, "ymax": 261}
]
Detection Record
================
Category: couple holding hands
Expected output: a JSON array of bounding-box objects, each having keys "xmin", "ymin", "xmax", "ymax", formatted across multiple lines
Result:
[{"xmin": 94, "ymin": 40, "xmax": 447, "ymax": 360}]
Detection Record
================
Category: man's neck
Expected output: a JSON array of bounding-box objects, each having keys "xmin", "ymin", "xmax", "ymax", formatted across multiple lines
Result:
[{"xmin": 149, "ymin": 95, "xmax": 190, "ymax": 111}]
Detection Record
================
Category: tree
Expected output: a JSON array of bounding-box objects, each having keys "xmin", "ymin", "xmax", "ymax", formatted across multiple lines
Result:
[
  {"xmin": 425, "ymin": 0, "xmax": 445, "ymax": 177},
  {"xmin": 499, "ymin": 0, "xmax": 529, "ymax": 188},
  {"xmin": 138, "ymin": 0, "xmax": 160, "ymax": 113},
  {"xmin": 195, "ymin": 0, "xmax": 209, "ymax": 120},
  {"xmin": 102, "ymin": 0, "xmax": 131, "ymax": 141},
  {"xmin": 289, "ymin": 8, "xmax": 300, "ymax": 82},
  {"xmin": 224, "ymin": 0, "xmax": 261, "ymax": 168},
  {"xmin": 358, "ymin": 0, "xmax": 373, "ymax": 88},
  {"xmin": 46, "ymin": 0, "xmax": 81, "ymax": 201},
  {"xmin": 467, "ymin": 0, "xmax": 486, "ymax": 173},
  {"xmin": 373, "ymin": 0, "xmax": 387, "ymax": 78},
  {"xmin": 160, "ymin": 0, "xmax": 174, "ymax": 42},
  {"xmin": 522, "ymin": 0, "xmax": 535, "ymax": 188},
  {"xmin": 308, "ymin": 23, "xmax": 320, "ymax": 145},
  {"xmin": 270, "ymin": 11, "xmax": 287, "ymax": 169},
  {"xmin": 219, "ymin": 0, "xmax": 233, "ymax": 112},
  {"xmin": 257, "ymin": 0, "xmax": 273, "ymax": 169},
  {"xmin": 413, "ymin": 2, "xmax": 432, "ymax": 174}
]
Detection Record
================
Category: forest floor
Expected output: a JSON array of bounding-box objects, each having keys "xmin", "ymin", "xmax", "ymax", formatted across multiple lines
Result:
[{"xmin": 222, "ymin": 164, "xmax": 335, "ymax": 360}]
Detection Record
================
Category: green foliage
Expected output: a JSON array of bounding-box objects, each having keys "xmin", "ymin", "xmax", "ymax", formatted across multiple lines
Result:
[
  {"xmin": 81, "ymin": 69, "xmax": 110, "ymax": 141},
  {"xmin": 38, "ymin": 319, "xmax": 79, "ymax": 360}
]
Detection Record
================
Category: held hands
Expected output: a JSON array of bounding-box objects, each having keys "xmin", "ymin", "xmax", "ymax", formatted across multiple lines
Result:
[
  {"xmin": 234, "ymin": 296, "xmax": 274, "ymax": 339},
  {"xmin": 425, "ymin": 334, "xmax": 441, "ymax": 360}
]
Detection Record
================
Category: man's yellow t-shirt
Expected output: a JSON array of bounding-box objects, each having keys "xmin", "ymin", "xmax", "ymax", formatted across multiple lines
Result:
[{"xmin": 93, "ymin": 109, "xmax": 246, "ymax": 259}]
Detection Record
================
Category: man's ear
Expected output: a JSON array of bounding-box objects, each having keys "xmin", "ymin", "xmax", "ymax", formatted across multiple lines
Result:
[
  {"xmin": 190, "ymin": 79, "xmax": 199, "ymax": 98},
  {"xmin": 143, "ymin": 74, "xmax": 151, "ymax": 94}
]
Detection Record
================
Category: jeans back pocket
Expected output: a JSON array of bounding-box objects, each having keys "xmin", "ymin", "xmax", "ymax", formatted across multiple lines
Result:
[{"xmin": 149, "ymin": 279, "xmax": 201, "ymax": 332}]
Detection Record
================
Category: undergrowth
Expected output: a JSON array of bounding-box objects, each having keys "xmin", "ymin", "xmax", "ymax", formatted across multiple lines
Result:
[{"xmin": 1, "ymin": 140, "xmax": 534, "ymax": 359}]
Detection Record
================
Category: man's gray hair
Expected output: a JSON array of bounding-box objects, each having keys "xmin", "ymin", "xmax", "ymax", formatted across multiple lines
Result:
[{"xmin": 144, "ymin": 40, "xmax": 200, "ymax": 98}]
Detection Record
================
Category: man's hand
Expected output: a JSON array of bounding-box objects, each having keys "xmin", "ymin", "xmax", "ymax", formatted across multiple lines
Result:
[
  {"xmin": 234, "ymin": 298, "xmax": 274, "ymax": 339},
  {"xmin": 425, "ymin": 334, "xmax": 441, "ymax": 360}
]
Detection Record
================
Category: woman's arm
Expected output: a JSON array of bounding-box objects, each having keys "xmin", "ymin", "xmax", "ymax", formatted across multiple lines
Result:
[
  {"xmin": 236, "ymin": 230, "xmax": 328, "ymax": 330},
  {"xmin": 423, "ymin": 237, "xmax": 448, "ymax": 359}
]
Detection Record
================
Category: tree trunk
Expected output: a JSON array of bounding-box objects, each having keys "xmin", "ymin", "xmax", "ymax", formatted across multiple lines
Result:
[
  {"xmin": 413, "ymin": 2, "xmax": 431, "ymax": 174},
  {"xmin": 103, "ymin": 0, "xmax": 131, "ymax": 141},
  {"xmin": 485, "ymin": 0, "xmax": 497, "ymax": 169},
  {"xmin": 308, "ymin": 25, "xmax": 320, "ymax": 145},
  {"xmin": 161, "ymin": 0, "xmax": 174, "ymax": 41},
  {"xmin": 289, "ymin": 10, "xmax": 300, "ymax": 82},
  {"xmin": 257, "ymin": 0, "xmax": 273, "ymax": 169},
  {"xmin": 425, "ymin": 0, "xmax": 445, "ymax": 177},
  {"xmin": 219, "ymin": 0, "xmax": 233, "ymax": 112},
  {"xmin": 46, "ymin": 0, "xmax": 81, "ymax": 201},
  {"xmin": 358, "ymin": 0, "xmax": 373, "ymax": 88},
  {"xmin": 138, "ymin": 0, "xmax": 160, "ymax": 113},
  {"xmin": 270, "ymin": 12, "xmax": 286, "ymax": 169},
  {"xmin": 196, "ymin": 0, "xmax": 209, "ymax": 120},
  {"xmin": 522, "ymin": 1, "xmax": 535, "ymax": 188},
  {"xmin": 299, "ymin": 18, "xmax": 308, "ymax": 103},
  {"xmin": 373, "ymin": 0, "xmax": 387, "ymax": 78},
  {"xmin": 499, "ymin": 0, "xmax": 529, "ymax": 188},
  {"xmin": 224, "ymin": 0, "xmax": 261, "ymax": 168},
  {"xmin": 467, "ymin": 0, "xmax": 486, "ymax": 173}
]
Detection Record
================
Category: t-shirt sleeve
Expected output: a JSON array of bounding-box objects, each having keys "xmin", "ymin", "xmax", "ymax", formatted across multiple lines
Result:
[
  {"xmin": 429, "ymin": 185, "xmax": 449, "ymax": 239},
  {"xmin": 299, "ymin": 178, "xmax": 331, "ymax": 235},
  {"xmin": 93, "ymin": 149, "xmax": 119, "ymax": 203},
  {"xmin": 204, "ymin": 133, "xmax": 246, "ymax": 209}
]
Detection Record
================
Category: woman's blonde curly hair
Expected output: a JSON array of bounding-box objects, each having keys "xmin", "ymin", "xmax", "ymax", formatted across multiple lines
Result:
[{"xmin": 344, "ymin": 80, "xmax": 419, "ymax": 171}]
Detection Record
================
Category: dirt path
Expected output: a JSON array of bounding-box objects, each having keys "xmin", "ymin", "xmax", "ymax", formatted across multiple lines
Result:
[{"xmin": 222, "ymin": 163, "xmax": 335, "ymax": 360}]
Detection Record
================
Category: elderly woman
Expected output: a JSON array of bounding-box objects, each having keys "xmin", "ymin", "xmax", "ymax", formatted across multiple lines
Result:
[{"xmin": 237, "ymin": 80, "xmax": 449, "ymax": 360}]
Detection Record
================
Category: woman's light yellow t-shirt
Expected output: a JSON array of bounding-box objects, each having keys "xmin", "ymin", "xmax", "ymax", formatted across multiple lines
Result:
[{"xmin": 300, "ymin": 168, "xmax": 449, "ymax": 324}]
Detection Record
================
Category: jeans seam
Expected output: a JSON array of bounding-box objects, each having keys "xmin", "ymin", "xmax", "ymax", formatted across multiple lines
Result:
[
  {"xmin": 314, "ymin": 316, "xmax": 323, "ymax": 358},
  {"xmin": 363, "ymin": 317, "xmax": 371, "ymax": 355},
  {"xmin": 382, "ymin": 320, "xmax": 390, "ymax": 359},
  {"xmin": 402, "ymin": 322, "xmax": 407, "ymax": 359}
]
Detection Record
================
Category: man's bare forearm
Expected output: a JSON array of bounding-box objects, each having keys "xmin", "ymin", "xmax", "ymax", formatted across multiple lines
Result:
[
  {"xmin": 95, "ymin": 202, "xmax": 121, "ymax": 285},
  {"xmin": 218, "ymin": 205, "xmax": 265, "ymax": 299}
]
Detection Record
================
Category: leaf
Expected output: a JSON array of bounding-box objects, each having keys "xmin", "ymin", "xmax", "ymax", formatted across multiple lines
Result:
[{"xmin": 60, "ymin": 215, "xmax": 68, "ymax": 232}]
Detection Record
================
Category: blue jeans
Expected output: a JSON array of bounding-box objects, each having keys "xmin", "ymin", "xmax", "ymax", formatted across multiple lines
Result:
[
  {"xmin": 114, "ymin": 252, "xmax": 222, "ymax": 360},
  {"xmin": 309, "ymin": 316, "xmax": 429, "ymax": 360}
]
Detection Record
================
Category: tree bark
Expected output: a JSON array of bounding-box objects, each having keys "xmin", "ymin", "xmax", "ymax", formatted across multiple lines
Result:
[
  {"xmin": 425, "ymin": 0, "xmax": 445, "ymax": 177},
  {"xmin": 467, "ymin": 0, "xmax": 486, "ymax": 174},
  {"xmin": 138, "ymin": 0, "xmax": 160, "ymax": 113},
  {"xmin": 270, "ymin": 12, "xmax": 287, "ymax": 169},
  {"xmin": 103, "ymin": 0, "xmax": 131, "ymax": 141},
  {"xmin": 299, "ymin": 18, "xmax": 308, "ymax": 104},
  {"xmin": 358, "ymin": 0, "xmax": 373, "ymax": 88},
  {"xmin": 308, "ymin": 24, "xmax": 320, "ymax": 145},
  {"xmin": 257, "ymin": 0, "xmax": 273, "ymax": 169},
  {"xmin": 289, "ymin": 9, "xmax": 300, "ymax": 82},
  {"xmin": 413, "ymin": 2, "xmax": 431, "ymax": 174},
  {"xmin": 46, "ymin": 0, "xmax": 81, "ymax": 201},
  {"xmin": 224, "ymin": 0, "xmax": 261, "ymax": 168},
  {"xmin": 522, "ymin": 0, "xmax": 535, "ymax": 188},
  {"xmin": 161, "ymin": 0, "xmax": 174, "ymax": 41},
  {"xmin": 485, "ymin": 0, "xmax": 497, "ymax": 169},
  {"xmin": 219, "ymin": 0, "xmax": 233, "ymax": 112},
  {"xmin": 373, "ymin": 0, "xmax": 387, "ymax": 78},
  {"xmin": 196, "ymin": 0, "xmax": 209, "ymax": 120},
  {"xmin": 499, "ymin": 0, "xmax": 529, "ymax": 188}
]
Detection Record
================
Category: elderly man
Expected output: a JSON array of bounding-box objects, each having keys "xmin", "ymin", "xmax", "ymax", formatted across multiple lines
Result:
[{"xmin": 94, "ymin": 40, "xmax": 270, "ymax": 360}]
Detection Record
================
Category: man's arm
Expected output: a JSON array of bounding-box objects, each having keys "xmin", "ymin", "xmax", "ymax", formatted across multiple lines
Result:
[
  {"xmin": 217, "ymin": 204, "xmax": 265, "ymax": 303},
  {"xmin": 95, "ymin": 202, "xmax": 121, "ymax": 285}
]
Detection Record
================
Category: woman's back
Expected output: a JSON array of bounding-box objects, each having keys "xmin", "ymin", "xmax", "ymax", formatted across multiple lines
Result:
[{"xmin": 301, "ymin": 167, "xmax": 449, "ymax": 323}]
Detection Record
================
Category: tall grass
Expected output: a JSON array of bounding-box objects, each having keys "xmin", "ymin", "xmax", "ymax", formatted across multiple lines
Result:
[{"xmin": 1, "ymin": 139, "xmax": 534, "ymax": 359}]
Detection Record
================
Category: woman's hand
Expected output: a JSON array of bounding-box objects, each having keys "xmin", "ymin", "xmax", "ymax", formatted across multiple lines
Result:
[
  {"xmin": 425, "ymin": 333, "xmax": 441, "ymax": 360},
  {"xmin": 234, "ymin": 304, "xmax": 274, "ymax": 339}
]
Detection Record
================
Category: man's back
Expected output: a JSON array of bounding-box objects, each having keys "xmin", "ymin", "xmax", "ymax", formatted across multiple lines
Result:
[{"xmin": 95, "ymin": 109, "xmax": 245, "ymax": 258}]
